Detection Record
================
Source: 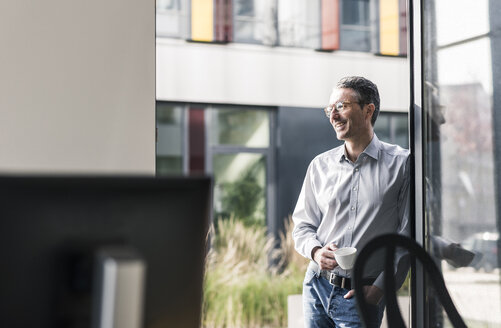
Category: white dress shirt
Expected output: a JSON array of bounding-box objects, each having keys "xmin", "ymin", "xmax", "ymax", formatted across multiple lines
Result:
[{"xmin": 292, "ymin": 134, "xmax": 410, "ymax": 289}]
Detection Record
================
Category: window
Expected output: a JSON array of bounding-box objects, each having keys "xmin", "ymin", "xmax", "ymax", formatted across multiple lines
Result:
[
  {"xmin": 207, "ymin": 106, "xmax": 274, "ymax": 226},
  {"xmin": 156, "ymin": 0, "xmax": 188, "ymax": 38},
  {"xmin": 213, "ymin": 153, "xmax": 266, "ymax": 224},
  {"xmin": 156, "ymin": 103, "xmax": 186, "ymax": 175},
  {"xmin": 374, "ymin": 112, "xmax": 390, "ymax": 142},
  {"xmin": 277, "ymin": 0, "xmax": 321, "ymax": 49},
  {"xmin": 208, "ymin": 108, "xmax": 270, "ymax": 147},
  {"xmin": 340, "ymin": 0, "xmax": 371, "ymax": 51},
  {"xmin": 155, "ymin": 102, "xmax": 276, "ymax": 226},
  {"xmin": 233, "ymin": 0, "xmax": 277, "ymax": 45},
  {"xmin": 374, "ymin": 112, "xmax": 408, "ymax": 148}
]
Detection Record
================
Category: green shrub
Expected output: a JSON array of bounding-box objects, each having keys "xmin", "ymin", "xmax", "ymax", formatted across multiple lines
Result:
[{"xmin": 214, "ymin": 157, "xmax": 266, "ymax": 226}]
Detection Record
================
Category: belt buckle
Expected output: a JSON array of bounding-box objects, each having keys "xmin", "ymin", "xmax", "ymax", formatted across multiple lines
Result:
[
  {"xmin": 329, "ymin": 273, "xmax": 346, "ymax": 288},
  {"xmin": 329, "ymin": 272, "xmax": 336, "ymax": 285}
]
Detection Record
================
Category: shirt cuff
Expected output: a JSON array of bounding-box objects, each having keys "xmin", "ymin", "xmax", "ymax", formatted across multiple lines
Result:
[{"xmin": 306, "ymin": 239, "xmax": 323, "ymax": 261}]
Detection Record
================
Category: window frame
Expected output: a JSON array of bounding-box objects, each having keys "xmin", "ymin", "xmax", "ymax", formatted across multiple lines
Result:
[{"xmin": 205, "ymin": 105, "xmax": 277, "ymax": 230}]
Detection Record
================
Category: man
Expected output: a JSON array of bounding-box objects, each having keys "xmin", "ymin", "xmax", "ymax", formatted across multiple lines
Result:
[{"xmin": 292, "ymin": 76, "xmax": 410, "ymax": 328}]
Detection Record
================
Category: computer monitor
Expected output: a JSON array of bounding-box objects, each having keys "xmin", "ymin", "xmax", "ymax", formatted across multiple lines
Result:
[{"xmin": 0, "ymin": 176, "xmax": 211, "ymax": 328}]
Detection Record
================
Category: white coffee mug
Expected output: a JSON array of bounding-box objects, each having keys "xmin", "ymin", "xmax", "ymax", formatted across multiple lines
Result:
[{"xmin": 334, "ymin": 247, "xmax": 357, "ymax": 270}]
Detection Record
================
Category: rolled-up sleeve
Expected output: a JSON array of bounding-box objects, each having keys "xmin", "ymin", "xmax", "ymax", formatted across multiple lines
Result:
[{"xmin": 292, "ymin": 161, "xmax": 323, "ymax": 261}]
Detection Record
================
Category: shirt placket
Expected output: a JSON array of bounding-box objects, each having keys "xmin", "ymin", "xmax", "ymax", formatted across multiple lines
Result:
[{"xmin": 346, "ymin": 163, "xmax": 361, "ymax": 245}]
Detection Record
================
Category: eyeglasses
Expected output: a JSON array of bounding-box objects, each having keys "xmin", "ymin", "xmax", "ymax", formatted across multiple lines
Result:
[{"xmin": 324, "ymin": 101, "xmax": 361, "ymax": 117}]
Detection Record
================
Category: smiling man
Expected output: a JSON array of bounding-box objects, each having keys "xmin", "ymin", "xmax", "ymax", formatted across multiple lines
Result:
[{"xmin": 292, "ymin": 76, "xmax": 410, "ymax": 328}]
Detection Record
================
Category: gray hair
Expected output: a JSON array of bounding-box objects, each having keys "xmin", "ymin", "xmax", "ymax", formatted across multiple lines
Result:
[{"xmin": 337, "ymin": 76, "xmax": 380, "ymax": 126}]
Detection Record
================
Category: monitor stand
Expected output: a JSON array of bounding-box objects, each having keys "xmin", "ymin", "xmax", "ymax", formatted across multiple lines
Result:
[{"xmin": 91, "ymin": 247, "xmax": 146, "ymax": 328}]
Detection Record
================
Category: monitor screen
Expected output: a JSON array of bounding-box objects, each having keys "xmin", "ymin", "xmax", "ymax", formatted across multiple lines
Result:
[{"xmin": 0, "ymin": 176, "xmax": 211, "ymax": 328}]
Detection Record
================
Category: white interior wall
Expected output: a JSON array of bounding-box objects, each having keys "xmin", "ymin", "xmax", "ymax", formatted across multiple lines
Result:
[
  {"xmin": 157, "ymin": 38, "xmax": 409, "ymax": 112},
  {"xmin": 0, "ymin": 0, "xmax": 155, "ymax": 174}
]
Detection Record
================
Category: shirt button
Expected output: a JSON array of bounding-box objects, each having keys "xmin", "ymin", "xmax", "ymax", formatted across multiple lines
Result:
[
  {"xmin": 348, "ymin": 227, "xmax": 352, "ymax": 230},
  {"xmin": 355, "ymin": 168, "xmax": 359, "ymax": 172},
  {"xmin": 353, "ymin": 187, "xmax": 357, "ymax": 191},
  {"xmin": 351, "ymin": 206, "xmax": 355, "ymax": 211}
]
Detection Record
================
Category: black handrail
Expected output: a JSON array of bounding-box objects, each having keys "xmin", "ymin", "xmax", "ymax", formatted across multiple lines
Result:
[{"xmin": 353, "ymin": 233, "xmax": 466, "ymax": 328}]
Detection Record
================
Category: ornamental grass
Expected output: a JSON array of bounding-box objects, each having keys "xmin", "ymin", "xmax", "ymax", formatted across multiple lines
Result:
[{"xmin": 202, "ymin": 216, "xmax": 308, "ymax": 328}]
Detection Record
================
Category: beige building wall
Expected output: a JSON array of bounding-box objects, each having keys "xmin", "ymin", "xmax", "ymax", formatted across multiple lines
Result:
[{"xmin": 0, "ymin": 0, "xmax": 155, "ymax": 174}]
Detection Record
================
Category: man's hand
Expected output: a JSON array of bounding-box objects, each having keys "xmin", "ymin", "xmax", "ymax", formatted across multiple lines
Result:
[
  {"xmin": 312, "ymin": 243, "xmax": 338, "ymax": 271},
  {"xmin": 343, "ymin": 285, "xmax": 383, "ymax": 305}
]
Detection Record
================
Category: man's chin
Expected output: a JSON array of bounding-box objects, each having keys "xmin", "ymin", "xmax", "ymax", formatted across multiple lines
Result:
[{"xmin": 335, "ymin": 131, "xmax": 347, "ymax": 141}]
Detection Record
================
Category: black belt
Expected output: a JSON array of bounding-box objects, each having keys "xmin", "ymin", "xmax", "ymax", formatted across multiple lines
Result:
[{"xmin": 319, "ymin": 271, "xmax": 375, "ymax": 290}]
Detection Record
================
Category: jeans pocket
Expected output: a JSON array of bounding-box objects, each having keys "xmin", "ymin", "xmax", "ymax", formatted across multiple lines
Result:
[{"xmin": 303, "ymin": 268, "xmax": 318, "ymax": 284}]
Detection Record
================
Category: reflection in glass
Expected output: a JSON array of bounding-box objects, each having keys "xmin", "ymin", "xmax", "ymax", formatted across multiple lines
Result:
[
  {"xmin": 423, "ymin": 0, "xmax": 501, "ymax": 326},
  {"xmin": 156, "ymin": 103, "xmax": 184, "ymax": 175},
  {"xmin": 209, "ymin": 107, "xmax": 270, "ymax": 148},
  {"xmin": 213, "ymin": 153, "xmax": 266, "ymax": 225}
]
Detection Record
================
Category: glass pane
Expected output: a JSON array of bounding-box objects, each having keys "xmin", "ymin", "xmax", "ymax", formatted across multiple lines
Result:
[
  {"xmin": 233, "ymin": 20, "xmax": 259, "ymax": 43},
  {"xmin": 394, "ymin": 114, "xmax": 409, "ymax": 149},
  {"xmin": 342, "ymin": 0, "xmax": 370, "ymax": 26},
  {"xmin": 209, "ymin": 107, "xmax": 270, "ymax": 147},
  {"xmin": 278, "ymin": 0, "xmax": 321, "ymax": 49},
  {"xmin": 374, "ymin": 114, "xmax": 390, "ymax": 143},
  {"xmin": 375, "ymin": 113, "xmax": 409, "ymax": 148},
  {"xmin": 340, "ymin": 28, "xmax": 371, "ymax": 52},
  {"xmin": 234, "ymin": 0, "xmax": 254, "ymax": 16},
  {"xmin": 156, "ymin": 156, "xmax": 182, "ymax": 174},
  {"xmin": 156, "ymin": 0, "xmax": 187, "ymax": 38},
  {"xmin": 423, "ymin": 0, "xmax": 501, "ymax": 326},
  {"xmin": 340, "ymin": 0, "xmax": 370, "ymax": 51},
  {"xmin": 435, "ymin": 0, "xmax": 489, "ymax": 47},
  {"xmin": 213, "ymin": 153, "xmax": 266, "ymax": 225},
  {"xmin": 156, "ymin": 103, "xmax": 184, "ymax": 175},
  {"xmin": 233, "ymin": 0, "xmax": 277, "ymax": 45},
  {"xmin": 157, "ymin": 0, "xmax": 180, "ymax": 11}
]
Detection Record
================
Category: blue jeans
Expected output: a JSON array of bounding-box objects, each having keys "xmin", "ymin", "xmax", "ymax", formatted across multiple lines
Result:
[{"xmin": 303, "ymin": 268, "xmax": 385, "ymax": 328}]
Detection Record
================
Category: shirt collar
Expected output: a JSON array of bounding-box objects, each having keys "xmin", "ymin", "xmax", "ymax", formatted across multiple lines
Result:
[
  {"xmin": 338, "ymin": 133, "xmax": 381, "ymax": 163},
  {"xmin": 337, "ymin": 146, "xmax": 347, "ymax": 163},
  {"xmin": 363, "ymin": 133, "xmax": 381, "ymax": 160}
]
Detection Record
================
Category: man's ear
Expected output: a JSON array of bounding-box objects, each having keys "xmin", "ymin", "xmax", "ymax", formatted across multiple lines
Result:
[{"xmin": 366, "ymin": 103, "xmax": 375, "ymax": 122}]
